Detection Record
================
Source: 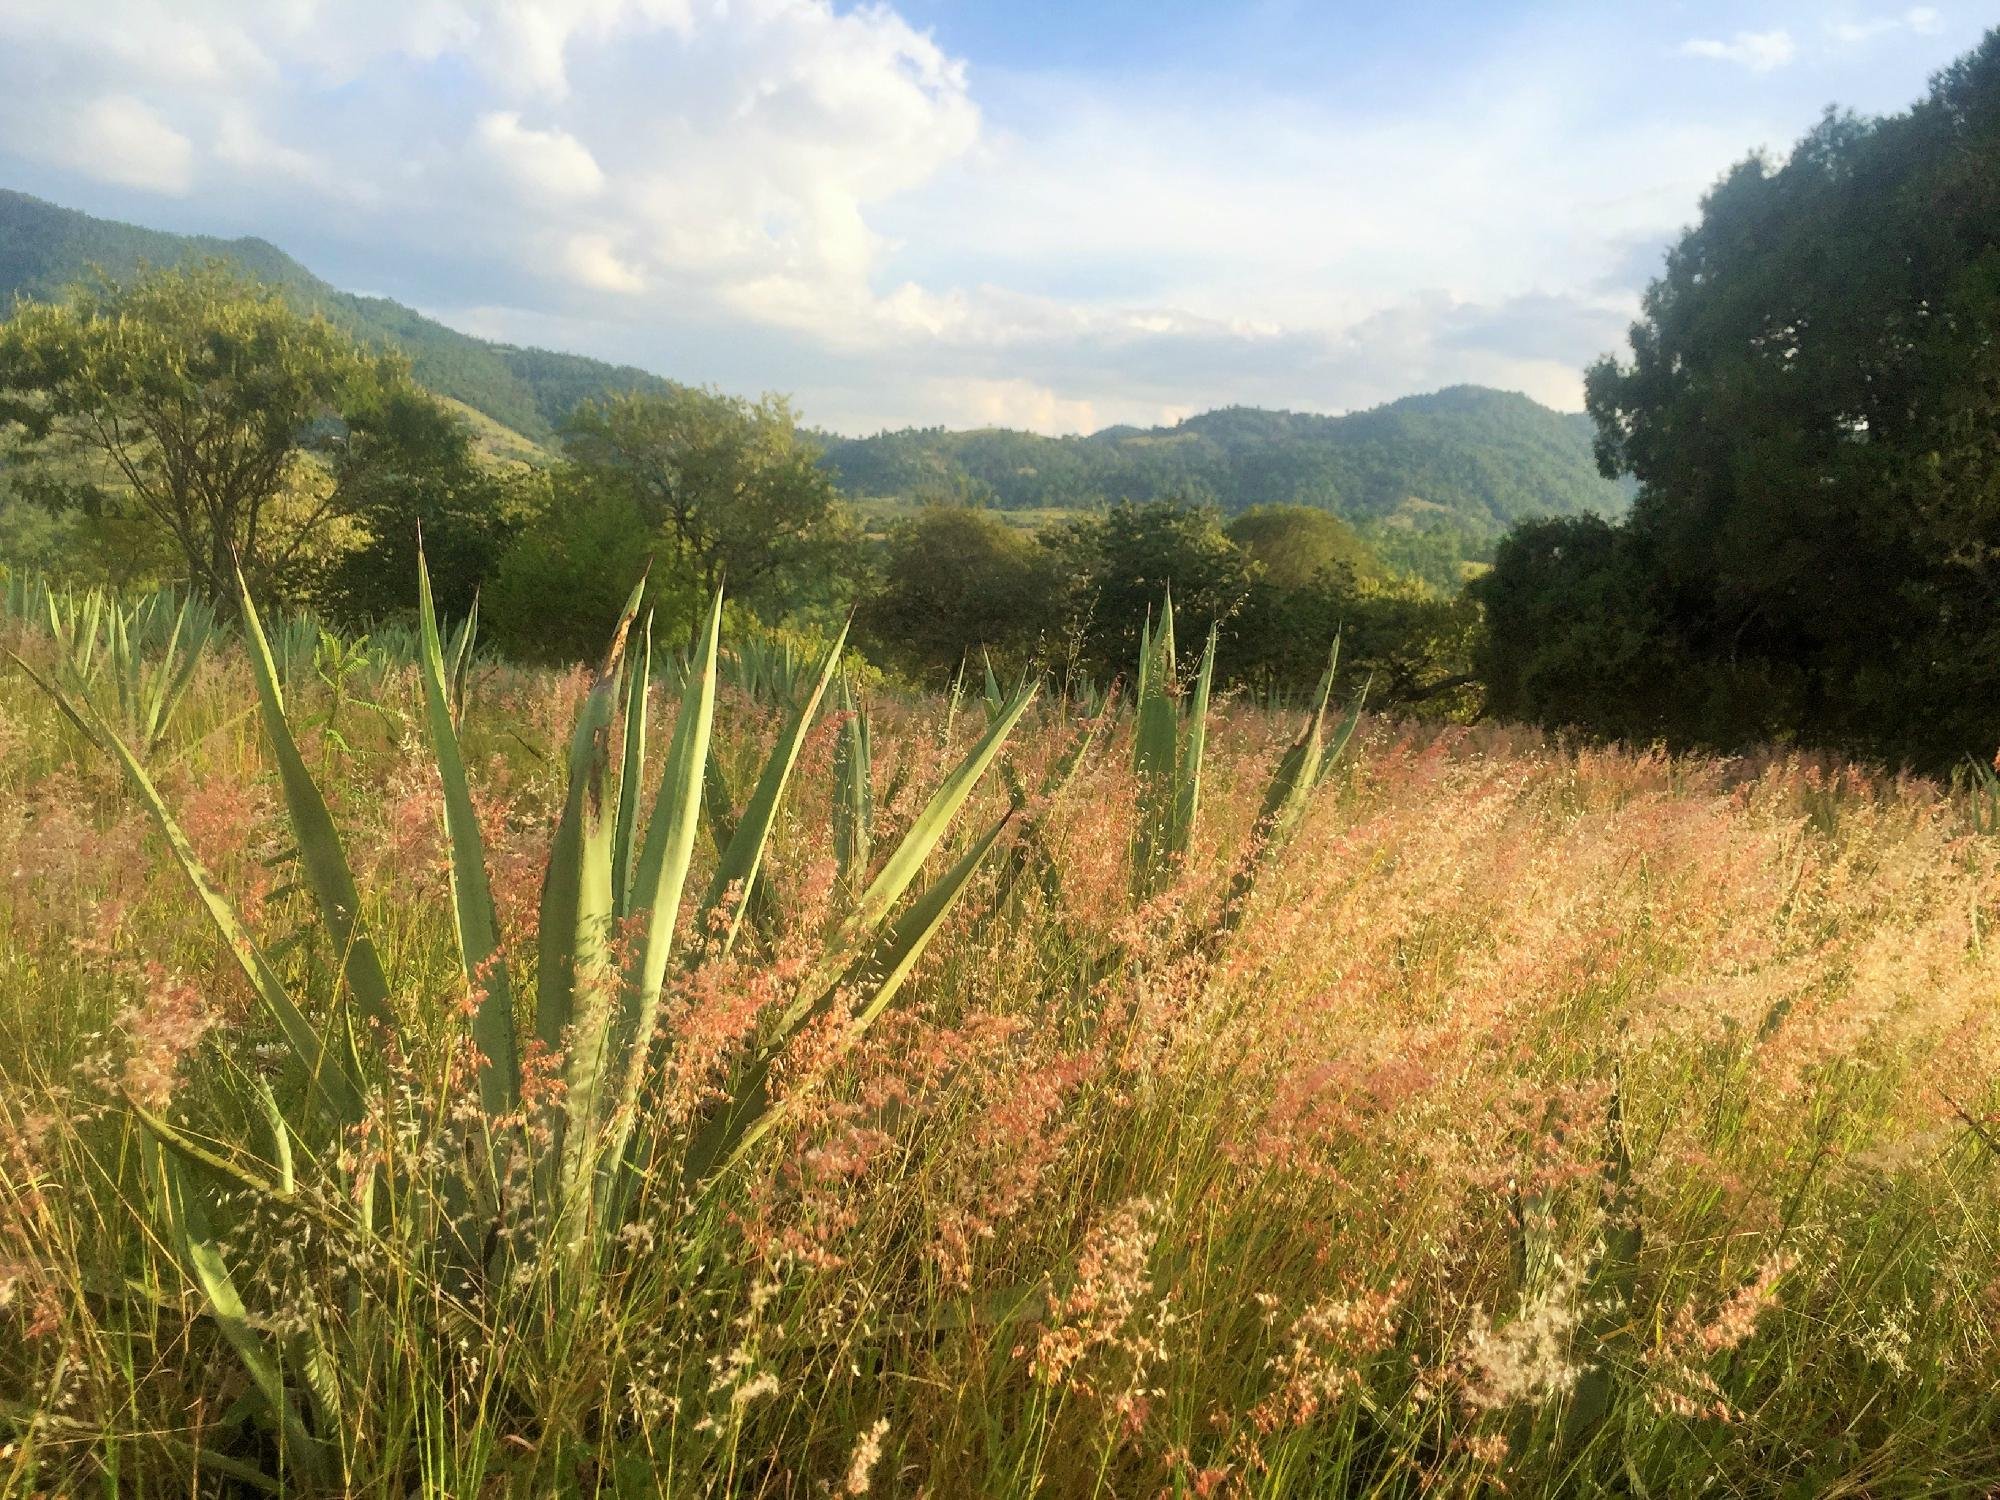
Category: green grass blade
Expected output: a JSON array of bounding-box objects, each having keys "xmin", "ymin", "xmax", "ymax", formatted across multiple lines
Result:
[
  {"xmin": 236, "ymin": 570, "xmax": 396, "ymax": 1034},
  {"xmin": 701, "ymin": 618, "xmax": 849, "ymax": 954},
  {"xmin": 417, "ymin": 553, "xmax": 519, "ymax": 1121}
]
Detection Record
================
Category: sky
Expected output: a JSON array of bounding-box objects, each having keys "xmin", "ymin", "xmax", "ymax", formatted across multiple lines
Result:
[{"xmin": 0, "ymin": 2, "xmax": 1985, "ymax": 436}]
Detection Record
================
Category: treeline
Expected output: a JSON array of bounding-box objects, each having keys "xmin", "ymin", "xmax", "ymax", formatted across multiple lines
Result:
[
  {"xmin": 1477, "ymin": 28, "xmax": 2000, "ymax": 771},
  {"xmin": 0, "ymin": 262, "xmax": 1473, "ymax": 710}
]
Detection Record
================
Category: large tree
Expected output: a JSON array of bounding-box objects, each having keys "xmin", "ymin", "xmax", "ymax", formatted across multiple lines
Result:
[
  {"xmin": 1486, "ymin": 30, "xmax": 2000, "ymax": 766},
  {"xmin": 1047, "ymin": 500, "xmax": 1258, "ymax": 680},
  {"xmin": 0, "ymin": 263, "xmax": 430, "ymax": 601},
  {"xmin": 323, "ymin": 386, "xmax": 519, "ymax": 626},
  {"xmin": 561, "ymin": 387, "xmax": 846, "ymax": 640},
  {"xmin": 858, "ymin": 502, "xmax": 1063, "ymax": 683}
]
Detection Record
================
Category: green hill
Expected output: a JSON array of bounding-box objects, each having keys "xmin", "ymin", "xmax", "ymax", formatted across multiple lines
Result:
[
  {"xmin": 821, "ymin": 387, "xmax": 1627, "ymax": 531},
  {"xmin": 0, "ymin": 189, "xmax": 671, "ymax": 445}
]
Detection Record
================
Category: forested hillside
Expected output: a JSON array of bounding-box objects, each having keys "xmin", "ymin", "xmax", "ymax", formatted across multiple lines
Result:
[
  {"xmin": 820, "ymin": 386, "xmax": 1630, "ymax": 562},
  {"xmin": 0, "ymin": 190, "xmax": 669, "ymax": 443}
]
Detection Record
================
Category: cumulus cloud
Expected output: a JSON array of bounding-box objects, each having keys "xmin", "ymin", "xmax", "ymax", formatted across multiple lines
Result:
[
  {"xmin": 473, "ymin": 112, "xmax": 604, "ymax": 199},
  {"xmin": 1680, "ymin": 30, "xmax": 1797, "ymax": 72}
]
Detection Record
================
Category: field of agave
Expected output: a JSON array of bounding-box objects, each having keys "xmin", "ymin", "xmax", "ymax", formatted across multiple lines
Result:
[{"xmin": 3, "ymin": 567, "xmax": 2000, "ymax": 1495}]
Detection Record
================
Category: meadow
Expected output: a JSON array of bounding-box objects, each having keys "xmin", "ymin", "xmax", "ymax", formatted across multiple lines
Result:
[{"xmin": 2, "ymin": 573, "xmax": 1999, "ymax": 1496}]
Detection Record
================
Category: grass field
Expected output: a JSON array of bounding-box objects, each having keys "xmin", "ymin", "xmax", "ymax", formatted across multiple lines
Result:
[{"xmin": 2, "ymin": 583, "xmax": 1999, "ymax": 1495}]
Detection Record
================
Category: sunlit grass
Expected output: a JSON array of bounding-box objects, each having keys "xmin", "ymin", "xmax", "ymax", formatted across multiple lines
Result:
[{"xmin": 2, "ymin": 580, "xmax": 1998, "ymax": 1495}]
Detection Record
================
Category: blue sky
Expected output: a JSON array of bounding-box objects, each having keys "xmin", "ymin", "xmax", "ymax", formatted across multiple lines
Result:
[{"xmin": 0, "ymin": 2, "xmax": 1985, "ymax": 434}]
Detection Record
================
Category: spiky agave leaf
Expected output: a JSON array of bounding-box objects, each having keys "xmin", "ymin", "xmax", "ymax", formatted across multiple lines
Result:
[
  {"xmin": 417, "ymin": 552, "xmax": 519, "ymax": 1122},
  {"xmin": 689, "ymin": 812, "xmax": 1014, "ymax": 1186},
  {"xmin": 838, "ymin": 678, "xmax": 1036, "ymax": 949},
  {"xmin": 603, "ymin": 587, "xmax": 723, "ymax": 1198},
  {"xmin": 611, "ymin": 613, "xmax": 652, "ymax": 918},
  {"xmin": 1170, "ymin": 626, "xmax": 1217, "ymax": 860},
  {"xmin": 701, "ymin": 618, "xmax": 849, "ymax": 955},
  {"xmin": 12, "ymin": 652, "xmax": 364, "ymax": 1127},
  {"xmin": 152, "ymin": 1149, "xmax": 331, "ymax": 1481},
  {"xmin": 1131, "ymin": 592, "xmax": 1181, "ymax": 898},
  {"xmin": 832, "ymin": 671, "xmax": 873, "ymax": 899},
  {"xmin": 237, "ymin": 567, "xmax": 396, "ymax": 1035},
  {"xmin": 534, "ymin": 574, "xmax": 647, "ymax": 1198}
]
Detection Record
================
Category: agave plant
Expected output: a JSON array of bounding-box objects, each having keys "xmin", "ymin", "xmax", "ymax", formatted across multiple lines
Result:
[
  {"xmin": 1130, "ymin": 592, "xmax": 1217, "ymax": 902},
  {"xmin": 10, "ymin": 558, "xmax": 1034, "ymax": 1485},
  {"xmin": 1124, "ymin": 589, "xmax": 1367, "ymax": 932},
  {"xmin": 36, "ymin": 582, "xmax": 218, "ymax": 758}
]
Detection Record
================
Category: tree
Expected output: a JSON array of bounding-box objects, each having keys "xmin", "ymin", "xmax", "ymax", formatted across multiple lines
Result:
[
  {"xmin": 858, "ymin": 503, "xmax": 1062, "ymax": 683},
  {"xmin": 483, "ymin": 467, "xmax": 673, "ymax": 665},
  {"xmin": 1489, "ymin": 29, "xmax": 2000, "ymax": 766},
  {"xmin": 1048, "ymin": 500, "xmax": 1258, "ymax": 679},
  {"xmin": 322, "ymin": 387, "xmax": 520, "ymax": 626},
  {"xmin": 1223, "ymin": 504, "xmax": 1380, "ymax": 592},
  {"xmin": 0, "ymin": 263, "xmax": 413, "ymax": 602},
  {"xmin": 562, "ymin": 387, "xmax": 845, "ymax": 642}
]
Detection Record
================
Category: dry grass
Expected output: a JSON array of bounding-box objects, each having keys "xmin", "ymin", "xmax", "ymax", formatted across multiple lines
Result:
[{"xmin": 2, "ymin": 619, "xmax": 1999, "ymax": 1495}]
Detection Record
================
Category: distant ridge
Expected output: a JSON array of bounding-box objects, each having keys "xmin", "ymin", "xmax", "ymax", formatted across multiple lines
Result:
[
  {"xmin": 819, "ymin": 385, "xmax": 1629, "ymax": 540},
  {"xmin": 0, "ymin": 189, "xmax": 671, "ymax": 443}
]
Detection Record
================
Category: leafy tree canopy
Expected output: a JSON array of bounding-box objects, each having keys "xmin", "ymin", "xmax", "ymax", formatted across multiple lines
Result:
[
  {"xmin": 0, "ymin": 263, "xmax": 460, "ymax": 603},
  {"xmin": 1484, "ymin": 29, "xmax": 2000, "ymax": 768}
]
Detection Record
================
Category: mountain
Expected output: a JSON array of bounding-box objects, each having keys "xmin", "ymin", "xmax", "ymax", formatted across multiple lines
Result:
[
  {"xmin": 821, "ymin": 387, "xmax": 1627, "ymax": 534},
  {"xmin": 0, "ymin": 189, "xmax": 670, "ymax": 444}
]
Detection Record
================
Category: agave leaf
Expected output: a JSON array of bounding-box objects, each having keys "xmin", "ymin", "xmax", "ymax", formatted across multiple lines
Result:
[
  {"xmin": 608, "ymin": 589, "xmax": 723, "ymax": 1175},
  {"xmin": 535, "ymin": 575, "xmax": 646, "ymax": 1184},
  {"xmin": 833, "ymin": 672, "xmax": 873, "ymax": 897},
  {"xmin": 128, "ymin": 1097, "xmax": 294, "ymax": 1206},
  {"xmin": 236, "ymin": 569, "xmax": 396, "ymax": 1034},
  {"xmin": 981, "ymin": 650, "xmax": 1004, "ymax": 724},
  {"xmin": 1318, "ymin": 674, "xmax": 1369, "ymax": 788},
  {"xmin": 417, "ymin": 554, "xmax": 519, "ymax": 1121},
  {"xmin": 840, "ymin": 679, "xmax": 1035, "ymax": 947},
  {"xmin": 692, "ymin": 812, "xmax": 1012, "ymax": 1186},
  {"xmin": 701, "ymin": 618, "xmax": 849, "ymax": 953},
  {"xmin": 152, "ymin": 1150, "xmax": 328, "ymax": 1479},
  {"xmin": 14, "ymin": 654, "xmax": 363, "ymax": 1126},
  {"xmin": 1171, "ymin": 626, "xmax": 1217, "ymax": 857},
  {"xmin": 1132, "ymin": 594, "xmax": 1181, "ymax": 896},
  {"xmin": 612, "ymin": 614, "xmax": 652, "ymax": 918},
  {"xmin": 447, "ymin": 592, "xmax": 480, "ymax": 728}
]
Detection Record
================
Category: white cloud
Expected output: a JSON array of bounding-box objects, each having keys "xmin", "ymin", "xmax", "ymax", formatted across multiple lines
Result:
[
  {"xmin": 0, "ymin": 3, "xmax": 1967, "ymax": 432},
  {"xmin": 1832, "ymin": 8, "xmax": 1944, "ymax": 44},
  {"xmin": 474, "ymin": 112, "xmax": 605, "ymax": 199},
  {"xmin": 57, "ymin": 95, "xmax": 195, "ymax": 194},
  {"xmin": 561, "ymin": 233, "xmax": 646, "ymax": 293},
  {"xmin": 1680, "ymin": 30, "xmax": 1797, "ymax": 72}
]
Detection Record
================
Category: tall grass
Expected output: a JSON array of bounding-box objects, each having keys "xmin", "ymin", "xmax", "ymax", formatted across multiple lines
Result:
[{"xmin": 1, "ymin": 571, "xmax": 1999, "ymax": 1494}]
